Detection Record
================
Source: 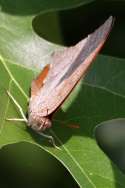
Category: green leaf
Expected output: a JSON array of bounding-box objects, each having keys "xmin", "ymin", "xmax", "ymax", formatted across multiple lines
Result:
[
  {"xmin": 0, "ymin": 0, "xmax": 94, "ymax": 70},
  {"xmin": 0, "ymin": 1, "xmax": 125, "ymax": 188},
  {"xmin": 1, "ymin": 54, "xmax": 125, "ymax": 187}
]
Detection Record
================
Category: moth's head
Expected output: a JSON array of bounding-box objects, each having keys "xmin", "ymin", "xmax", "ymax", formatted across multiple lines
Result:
[{"xmin": 28, "ymin": 113, "xmax": 52, "ymax": 132}]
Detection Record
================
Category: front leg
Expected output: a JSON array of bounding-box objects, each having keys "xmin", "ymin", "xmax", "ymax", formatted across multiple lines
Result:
[
  {"xmin": 37, "ymin": 131, "xmax": 60, "ymax": 150},
  {"xmin": 6, "ymin": 90, "xmax": 27, "ymax": 123}
]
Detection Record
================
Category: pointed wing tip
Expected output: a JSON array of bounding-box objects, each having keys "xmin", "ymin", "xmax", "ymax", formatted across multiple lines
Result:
[
  {"xmin": 93, "ymin": 15, "xmax": 114, "ymax": 45},
  {"xmin": 108, "ymin": 15, "xmax": 113, "ymax": 21},
  {"xmin": 104, "ymin": 15, "xmax": 114, "ymax": 30}
]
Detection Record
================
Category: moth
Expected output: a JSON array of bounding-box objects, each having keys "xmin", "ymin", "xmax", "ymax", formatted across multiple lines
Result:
[{"xmin": 7, "ymin": 16, "xmax": 113, "ymax": 145}]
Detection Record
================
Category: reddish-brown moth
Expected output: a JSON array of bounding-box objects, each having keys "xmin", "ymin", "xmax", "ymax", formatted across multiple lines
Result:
[{"xmin": 7, "ymin": 16, "xmax": 113, "ymax": 145}]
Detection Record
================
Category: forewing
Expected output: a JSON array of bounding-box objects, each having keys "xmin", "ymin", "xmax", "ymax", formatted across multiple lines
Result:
[
  {"xmin": 31, "ymin": 64, "xmax": 50, "ymax": 96},
  {"xmin": 30, "ymin": 16, "xmax": 113, "ymax": 116}
]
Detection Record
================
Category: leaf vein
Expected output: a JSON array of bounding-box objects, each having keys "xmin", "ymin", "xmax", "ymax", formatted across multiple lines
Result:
[
  {"xmin": 84, "ymin": 82, "xmax": 125, "ymax": 99},
  {"xmin": 50, "ymin": 129, "xmax": 96, "ymax": 188},
  {"xmin": 0, "ymin": 80, "xmax": 12, "ymax": 134},
  {"xmin": 0, "ymin": 55, "xmax": 29, "ymax": 101}
]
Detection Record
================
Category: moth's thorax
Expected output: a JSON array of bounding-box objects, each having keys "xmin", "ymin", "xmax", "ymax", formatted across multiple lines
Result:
[{"xmin": 28, "ymin": 108, "xmax": 52, "ymax": 132}]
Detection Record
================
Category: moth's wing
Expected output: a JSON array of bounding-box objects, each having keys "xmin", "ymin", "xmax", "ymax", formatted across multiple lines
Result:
[
  {"xmin": 30, "ymin": 16, "xmax": 113, "ymax": 116},
  {"xmin": 31, "ymin": 64, "xmax": 50, "ymax": 96}
]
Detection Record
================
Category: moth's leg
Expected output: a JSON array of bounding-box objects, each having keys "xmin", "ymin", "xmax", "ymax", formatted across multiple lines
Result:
[
  {"xmin": 37, "ymin": 131, "xmax": 60, "ymax": 150},
  {"xmin": 53, "ymin": 119, "xmax": 80, "ymax": 129},
  {"xmin": 6, "ymin": 118, "xmax": 26, "ymax": 122},
  {"xmin": 53, "ymin": 119, "xmax": 66, "ymax": 124},
  {"xmin": 37, "ymin": 109, "xmax": 60, "ymax": 149},
  {"xmin": 66, "ymin": 124, "xmax": 80, "ymax": 129},
  {"xmin": 6, "ymin": 90, "xmax": 28, "ymax": 123}
]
